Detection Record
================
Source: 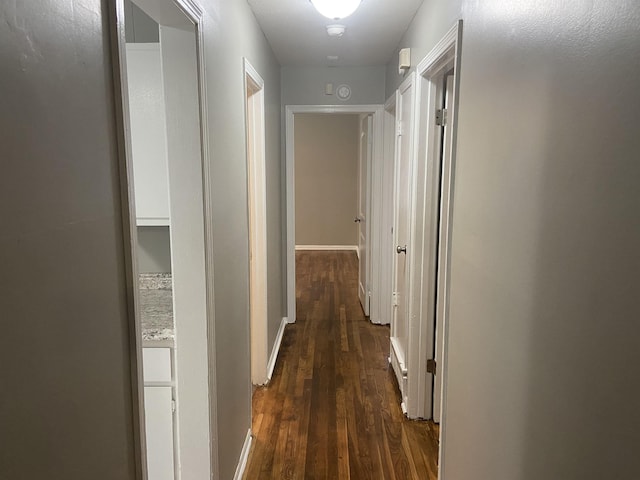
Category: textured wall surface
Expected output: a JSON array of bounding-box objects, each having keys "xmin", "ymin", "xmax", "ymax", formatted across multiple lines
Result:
[
  {"xmin": 137, "ymin": 227, "xmax": 172, "ymax": 273},
  {"xmin": 295, "ymin": 114, "xmax": 359, "ymax": 246},
  {"xmin": 283, "ymin": 65, "xmax": 386, "ymax": 106},
  {"xmin": 0, "ymin": 0, "xmax": 138, "ymax": 478},
  {"xmin": 386, "ymin": 1, "xmax": 640, "ymax": 478},
  {"xmin": 0, "ymin": 0, "xmax": 285, "ymax": 479},
  {"xmin": 197, "ymin": 1, "xmax": 284, "ymax": 477}
]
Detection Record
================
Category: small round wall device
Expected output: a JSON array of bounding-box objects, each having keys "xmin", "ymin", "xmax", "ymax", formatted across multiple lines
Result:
[{"xmin": 336, "ymin": 84, "xmax": 351, "ymax": 101}]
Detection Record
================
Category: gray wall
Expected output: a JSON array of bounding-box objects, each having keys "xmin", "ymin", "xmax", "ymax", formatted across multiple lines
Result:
[
  {"xmin": 384, "ymin": 1, "xmax": 461, "ymax": 97},
  {"xmin": 295, "ymin": 114, "xmax": 359, "ymax": 246},
  {"xmin": 198, "ymin": 2, "xmax": 284, "ymax": 478},
  {"xmin": 386, "ymin": 1, "xmax": 640, "ymax": 478},
  {"xmin": 0, "ymin": 0, "xmax": 138, "ymax": 478},
  {"xmin": 1, "ymin": 1, "xmax": 284, "ymax": 480},
  {"xmin": 282, "ymin": 65, "xmax": 386, "ymax": 105},
  {"xmin": 137, "ymin": 226, "xmax": 171, "ymax": 273}
]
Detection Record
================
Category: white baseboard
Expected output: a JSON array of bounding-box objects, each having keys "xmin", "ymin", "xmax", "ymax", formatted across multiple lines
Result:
[
  {"xmin": 390, "ymin": 337, "xmax": 408, "ymax": 405},
  {"xmin": 295, "ymin": 245, "xmax": 358, "ymax": 251},
  {"xmin": 267, "ymin": 317, "xmax": 288, "ymax": 381},
  {"xmin": 233, "ymin": 429, "xmax": 253, "ymax": 480}
]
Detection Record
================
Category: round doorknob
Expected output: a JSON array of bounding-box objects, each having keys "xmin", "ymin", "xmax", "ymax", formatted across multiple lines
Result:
[
  {"xmin": 396, "ymin": 245, "xmax": 407, "ymax": 254},
  {"xmin": 354, "ymin": 217, "xmax": 362, "ymax": 223}
]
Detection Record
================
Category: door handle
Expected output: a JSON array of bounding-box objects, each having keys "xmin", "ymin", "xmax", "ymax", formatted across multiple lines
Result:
[
  {"xmin": 396, "ymin": 245, "xmax": 407, "ymax": 254},
  {"xmin": 354, "ymin": 216, "xmax": 362, "ymax": 223}
]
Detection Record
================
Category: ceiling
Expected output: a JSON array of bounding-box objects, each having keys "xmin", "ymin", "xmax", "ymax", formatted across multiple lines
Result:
[{"xmin": 247, "ymin": 0, "xmax": 424, "ymax": 67}]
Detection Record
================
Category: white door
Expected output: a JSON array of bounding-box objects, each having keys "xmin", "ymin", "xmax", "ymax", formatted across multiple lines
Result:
[
  {"xmin": 390, "ymin": 75, "xmax": 415, "ymax": 405},
  {"xmin": 357, "ymin": 114, "xmax": 372, "ymax": 315},
  {"xmin": 433, "ymin": 72, "xmax": 455, "ymax": 423},
  {"xmin": 380, "ymin": 97, "xmax": 397, "ymax": 327}
]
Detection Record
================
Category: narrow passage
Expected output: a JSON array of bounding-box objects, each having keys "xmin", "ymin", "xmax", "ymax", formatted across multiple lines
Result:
[{"xmin": 245, "ymin": 251, "xmax": 439, "ymax": 479}]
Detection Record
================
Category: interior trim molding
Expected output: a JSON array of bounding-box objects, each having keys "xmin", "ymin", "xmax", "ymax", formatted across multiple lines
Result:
[
  {"xmin": 286, "ymin": 104, "xmax": 384, "ymax": 327},
  {"xmin": 267, "ymin": 317, "xmax": 288, "ymax": 380},
  {"xmin": 295, "ymin": 245, "xmax": 358, "ymax": 251},
  {"xmin": 232, "ymin": 429, "xmax": 253, "ymax": 480}
]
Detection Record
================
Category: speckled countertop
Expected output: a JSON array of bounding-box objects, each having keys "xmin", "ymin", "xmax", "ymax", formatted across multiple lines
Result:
[{"xmin": 139, "ymin": 273, "xmax": 174, "ymax": 344}]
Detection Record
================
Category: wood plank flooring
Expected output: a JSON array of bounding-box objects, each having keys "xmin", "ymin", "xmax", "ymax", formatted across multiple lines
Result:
[{"xmin": 244, "ymin": 251, "xmax": 439, "ymax": 479}]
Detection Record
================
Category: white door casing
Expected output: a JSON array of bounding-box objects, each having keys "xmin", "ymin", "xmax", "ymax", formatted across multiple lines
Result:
[
  {"xmin": 403, "ymin": 22, "xmax": 462, "ymax": 424},
  {"xmin": 244, "ymin": 58, "xmax": 269, "ymax": 386},
  {"xmin": 406, "ymin": 24, "xmax": 462, "ymax": 461},
  {"xmin": 357, "ymin": 114, "xmax": 373, "ymax": 315},
  {"xmin": 390, "ymin": 72, "xmax": 416, "ymax": 411},
  {"xmin": 112, "ymin": 0, "xmax": 219, "ymax": 478},
  {"xmin": 161, "ymin": 23, "xmax": 213, "ymax": 479},
  {"xmin": 285, "ymin": 105, "xmax": 384, "ymax": 326}
]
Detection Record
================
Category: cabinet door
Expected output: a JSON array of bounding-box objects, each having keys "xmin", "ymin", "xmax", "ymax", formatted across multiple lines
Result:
[
  {"xmin": 126, "ymin": 43, "xmax": 171, "ymax": 226},
  {"xmin": 144, "ymin": 386, "xmax": 175, "ymax": 480},
  {"xmin": 143, "ymin": 348, "xmax": 172, "ymax": 383}
]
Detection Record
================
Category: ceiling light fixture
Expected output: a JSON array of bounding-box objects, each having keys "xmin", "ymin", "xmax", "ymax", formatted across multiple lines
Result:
[{"xmin": 310, "ymin": 0, "xmax": 362, "ymax": 20}]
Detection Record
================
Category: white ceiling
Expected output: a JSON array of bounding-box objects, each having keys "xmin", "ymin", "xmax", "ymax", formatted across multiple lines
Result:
[{"xmin": 247, "ymin": 0, "xmax": 424, "ymax": 67}]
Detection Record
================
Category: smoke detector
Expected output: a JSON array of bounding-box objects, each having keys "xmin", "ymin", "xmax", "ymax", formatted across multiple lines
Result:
[{"xmin": 326, "ymin": 24, "xmax": 346, "ymax": 37}]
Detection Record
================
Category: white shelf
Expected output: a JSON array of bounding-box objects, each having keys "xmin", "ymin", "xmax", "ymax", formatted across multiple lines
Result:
[{"xmin": 137, "ymin": 217, "xmax": 170, "ymax": 227}]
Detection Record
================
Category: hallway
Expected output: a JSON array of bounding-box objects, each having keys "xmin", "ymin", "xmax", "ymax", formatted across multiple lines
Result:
[{"xmin": 245, "ymin": 251, "xmax": 439, "ymax": 479}]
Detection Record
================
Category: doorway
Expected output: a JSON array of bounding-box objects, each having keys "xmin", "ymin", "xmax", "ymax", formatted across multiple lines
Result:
[
  {"xmin": 243, "ymin": 59, "xmax": 270, "ymax": 386},
  {"xmin": 285, "ymin": 105, "xmax": 384, "ymax": 325},
  {"xmin": 114, "ymin": 0, "xmax": 215, "ymax": 478},
  {"xmin": 408, "ymin": 21, "xmax": 462, "ymax": 429}
]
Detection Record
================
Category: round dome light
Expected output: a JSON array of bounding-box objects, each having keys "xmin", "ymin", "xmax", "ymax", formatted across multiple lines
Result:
[{"xmin": 310, "ymin": 0, "xmax": 362, "ymax": 20}]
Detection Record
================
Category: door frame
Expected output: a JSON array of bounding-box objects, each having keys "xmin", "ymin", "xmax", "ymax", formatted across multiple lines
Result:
[
  {"xmin": 410, "ymin": 20, "xmax": 463, "ymax": 479},
  {"xmin": 285, "ymin": 105, "xmax": 384, "ymax": 324},
  {"xmin": 243, "ymin": 58, "xmax": 269, "ymax": 385},
  {"xmin": 109, "ymin": 0, "xmax": 219, "ymax": 478}
]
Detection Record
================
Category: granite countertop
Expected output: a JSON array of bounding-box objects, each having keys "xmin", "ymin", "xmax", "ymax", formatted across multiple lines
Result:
[{"xmin": 139, "ymin": 273, "xmax": 174, "ymax": 344}]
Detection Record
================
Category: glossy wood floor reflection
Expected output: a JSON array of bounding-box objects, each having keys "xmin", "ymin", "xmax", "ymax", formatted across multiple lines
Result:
[{"xmin": 244, "ymin": 251, "xmax": 439, "ymax": 480}]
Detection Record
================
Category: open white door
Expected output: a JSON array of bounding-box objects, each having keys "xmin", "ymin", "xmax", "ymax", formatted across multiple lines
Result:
[
  {"xmin": 408, "ymin": 22, "xmax": 462, "ymax": 422},
  {"xmin": 357, "ymin": 114, "xmax": 372, "ymax": 315},
  {"xmin": 390, "ymin": 74, "xmax": 415, "ymax": 410},
  {"xmin": 433, "ymin": 72, "xmax": 455, "ymax": 423},
  {"xmin": 378, "ymin": 95, "xmax": 397, "ymax": 326}
]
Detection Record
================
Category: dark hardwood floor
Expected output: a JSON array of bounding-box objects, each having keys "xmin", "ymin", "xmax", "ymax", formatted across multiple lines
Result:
[{"xmin": 244, "ymin": 251, "xmax": 439, "ymax": 479}]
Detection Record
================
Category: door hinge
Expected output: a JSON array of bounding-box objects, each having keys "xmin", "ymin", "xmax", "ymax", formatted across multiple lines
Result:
[
  {"xmin": 171, "ymin": 400, "xmax": 176, "ymax": 413},
  {"xmin": 427, "ymin": 359, "xmax": 437, "ymax": 375},
  {"xmin": 396, "ymin": 121, "xmax": 403, "ymax": 136},
  {"xmin": 392, "ymin": 292, "xmax": 399, "ymax": 307},
  {"xmin": 435, "ymin": 108, "xmax": 448, "ymax": 127}
]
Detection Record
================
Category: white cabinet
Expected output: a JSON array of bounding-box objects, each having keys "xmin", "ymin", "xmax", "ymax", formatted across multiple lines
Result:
[
  {"xmin": 143, "ymin": 347, "xmax": 175, "ymax": 480},
  {"xmin": 143, "ymin": 347, "xmax": 172, "ymax": 382},
  {"xmin": 126, "ymin": 44, "xmax": 171, "ymax": 226}
]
